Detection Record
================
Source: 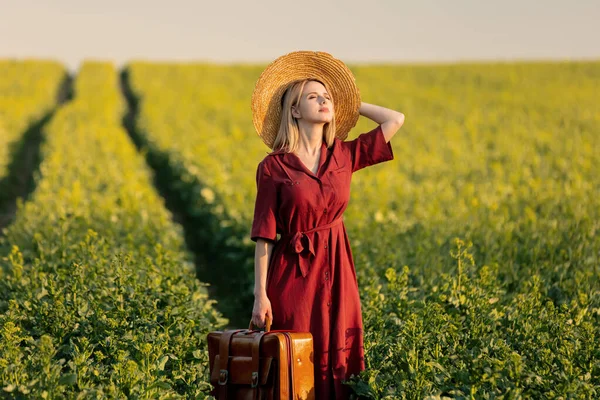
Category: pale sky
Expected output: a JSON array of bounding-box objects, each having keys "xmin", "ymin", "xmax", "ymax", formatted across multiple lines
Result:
[{"xmin": 1, "ymin": 0, "xmax": 598, "ymax": 71}]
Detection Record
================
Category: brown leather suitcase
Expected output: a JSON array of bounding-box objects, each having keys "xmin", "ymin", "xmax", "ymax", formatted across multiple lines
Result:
[{"xmin": 206, "ymin": 316, "xmax": 315, "ymax": 400}]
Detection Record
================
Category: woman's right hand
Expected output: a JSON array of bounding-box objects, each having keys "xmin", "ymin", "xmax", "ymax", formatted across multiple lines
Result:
[{"xmin": 252, "ymin": 293, "xmax": 273, "ymax": 329}]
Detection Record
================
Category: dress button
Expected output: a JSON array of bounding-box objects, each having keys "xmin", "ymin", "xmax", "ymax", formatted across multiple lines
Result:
[
  {"xmin": 323, "ymin": 209, "xmax": 327, "ymax": 214},
  {"xmin": 324, "ymin": 244, "xmax": 328, "ymax": 249},
  {"xmin": 327, "ymin": 302, "xmax": 331, "ymax": 306}
]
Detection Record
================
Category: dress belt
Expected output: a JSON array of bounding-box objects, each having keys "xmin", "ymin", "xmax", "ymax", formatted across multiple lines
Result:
[{"xmin": 279, "ymin": 215, "xmax": 344, "ymax": 278}]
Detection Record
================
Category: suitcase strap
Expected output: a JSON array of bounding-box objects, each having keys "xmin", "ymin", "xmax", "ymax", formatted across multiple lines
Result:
[
  {"xmin": 262, "ymin": 331, "xmax": 295, "ymax": 396},
  {"xmin": 218, "ymin": 329, "xmax": 247, "ymax": 399},
  {"xmin": 251, "ymin": 331, "xmax": 265, "ymax": 400},
  {"xmin": 283, "ymin": 332, "xmax": 295, "ymax": 394}
]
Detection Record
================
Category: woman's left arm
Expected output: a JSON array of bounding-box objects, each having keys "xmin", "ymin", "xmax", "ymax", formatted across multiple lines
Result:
[{"xmin": 359, "ymin": 102, "xmax": 405, "ymax": 143}]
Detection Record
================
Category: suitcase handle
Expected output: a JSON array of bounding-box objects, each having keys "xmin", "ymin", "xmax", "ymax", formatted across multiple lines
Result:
[{"xmin": 248, "ymin": 314, "xmax": 271, "ymax": 332}]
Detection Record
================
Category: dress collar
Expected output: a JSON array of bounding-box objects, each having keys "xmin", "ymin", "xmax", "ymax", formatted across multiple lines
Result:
[{"xmin": 269, "ymin": 140, "xmax": 331, "ymax": 178}]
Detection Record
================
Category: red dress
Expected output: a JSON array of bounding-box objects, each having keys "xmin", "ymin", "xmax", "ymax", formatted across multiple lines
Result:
[{"xmin": 250, "ymin": 124, "xmax": 394, "ymax": 399}]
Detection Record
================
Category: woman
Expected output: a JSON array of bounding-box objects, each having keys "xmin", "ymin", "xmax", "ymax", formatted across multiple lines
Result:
[{"xmin": 249, "ymin": 51, "xmax": 405, "ymax": 400}]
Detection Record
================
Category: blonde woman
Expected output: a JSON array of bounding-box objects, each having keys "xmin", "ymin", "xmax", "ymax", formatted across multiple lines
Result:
[{"xmin": 250, "ymin": 51, "xmax": 404, "ymax": 400}]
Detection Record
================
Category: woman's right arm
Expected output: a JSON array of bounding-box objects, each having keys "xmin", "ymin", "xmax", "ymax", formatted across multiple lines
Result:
[
  {"xmin": 251, "ymin": 160, "xmax": 278, "ymax": 327},
  {"xmin": 254, "ymin": 238, "xmax": 274, "ymax": 296},
  {"xmin": 252, "ymin": 238, "xmax": 274, "ymax": 327}
]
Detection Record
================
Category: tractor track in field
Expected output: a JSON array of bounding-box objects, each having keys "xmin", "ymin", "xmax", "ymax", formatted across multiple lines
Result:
[
  {"xmin": 119, "ymin": 68, "xmax": 240, "ymax": 329},
  {"xmin": 0, "ymin": 73, "xmax": 74, "ymax": 237}
]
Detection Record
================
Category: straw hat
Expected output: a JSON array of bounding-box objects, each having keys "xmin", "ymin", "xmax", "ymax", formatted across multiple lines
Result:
[{"xmin": 251, "ymin": 50, "xmax": 361, "ymax": 149}]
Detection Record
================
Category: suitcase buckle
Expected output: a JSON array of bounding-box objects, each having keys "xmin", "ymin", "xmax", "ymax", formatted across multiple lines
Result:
[
  {"xmin": 218, "ymin": 369, "xmax": 228, "ymax": 385},
  {"xmin": 251, "ymin": 371, "xmax": 258, "ymax": 388}
]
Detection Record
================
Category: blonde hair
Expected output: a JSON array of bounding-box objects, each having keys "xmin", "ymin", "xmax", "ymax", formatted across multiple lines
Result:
[{"xmin": 272, "ymin": 78, "xmax": 336, "ymax": 153}]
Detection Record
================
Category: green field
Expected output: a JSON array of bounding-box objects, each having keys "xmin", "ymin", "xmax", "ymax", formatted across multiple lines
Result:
[{"xmin": 1, "ymin": 58, "xmax": 599, "ymax": 398}]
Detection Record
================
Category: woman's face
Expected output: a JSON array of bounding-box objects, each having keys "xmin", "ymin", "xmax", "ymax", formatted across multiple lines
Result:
[{"xmin": 291, "ymin": 80, "xmax": 334, "ymax": 124}]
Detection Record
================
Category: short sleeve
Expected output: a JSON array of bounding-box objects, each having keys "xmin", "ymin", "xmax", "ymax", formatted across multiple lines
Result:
[
  {"xmin": 250, "ymin": 160, "xmax": 278, "ymax": 243},
  {"xmin": 343, "ymin": 124, "xmax": 394, "ymax": 173}
]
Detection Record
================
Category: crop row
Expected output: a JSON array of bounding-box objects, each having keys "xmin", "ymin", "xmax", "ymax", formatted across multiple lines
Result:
[
  {"xmin": 0, "ymin": 62, "xmax": 226, "ymax": 398},
  {"xmin": 0, "ymin": 60, "xmax": 68, "ymax": 209}
]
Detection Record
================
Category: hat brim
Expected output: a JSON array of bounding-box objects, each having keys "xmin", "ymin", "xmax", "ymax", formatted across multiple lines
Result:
[{"xmin": 251, "ymin": 51, "xmax": 361, "ymax": 149}]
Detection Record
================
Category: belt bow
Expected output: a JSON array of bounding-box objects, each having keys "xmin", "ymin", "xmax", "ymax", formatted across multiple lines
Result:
[{"xmin": 282, "ymin": 215, "xmax": 344, "ymax": 278}]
